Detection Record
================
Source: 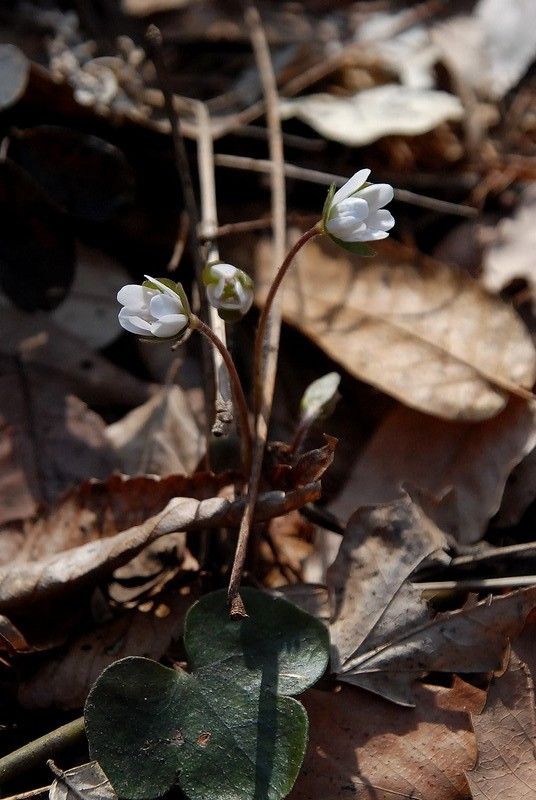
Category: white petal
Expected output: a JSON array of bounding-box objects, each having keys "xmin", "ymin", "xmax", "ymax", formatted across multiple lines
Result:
[
  {"xmin": 326, "ymin": 217, "xmax": 360, "ymax": 238},
  {"xmin": 356, "ymin": 183, "xmax": 394, "ymax": 212},
  {"xmin": 352, "ymin": 226, "xmax": 390, "ymax": 242},
  {"xmin": 119, "ymin": 309, "xmax": 153, "ymax": 334},
  {"xmin": 206, "ymin": 283, "xmax": 224, "ymax": 306},
  {"xmin": 239, "ymin": 289, "xmax": 253, "ymax": 314},
  {"xmin": 332, "ymin": 169, "xmax": 370, "ymax": 205},
  {"xmin": 234, "ymin": 283, "xmax": 247, "ymax": 306},
  {"xmin": 333, "ymin": 223, "xmax": 369, "ymax": 242},
  {"xmin": 150, "ymin": 293, "xmax": 182, "ymax": 319},
  {"xmin": 117, "ymin": 284, "xmax": 152, "ymax": 309},
  {"xmin": 333, "ymin": 196, "xmax": 369, "ymax": 221},
  {"xmin": 211, "ymin": 263, "xmax": 237, "ymax": 280},
  {"xmin": 367, "ymin": 209, "xmax": 395, "ymax": 232},
  {"xmin": 151, "ymin": 314, "xmax": 188, "ymax": 338}
]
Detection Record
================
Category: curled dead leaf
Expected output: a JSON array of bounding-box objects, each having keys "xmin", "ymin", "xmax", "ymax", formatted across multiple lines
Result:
[{"xmin": 0, "ymin": 475, "xmax": 321, "ymax": 614}]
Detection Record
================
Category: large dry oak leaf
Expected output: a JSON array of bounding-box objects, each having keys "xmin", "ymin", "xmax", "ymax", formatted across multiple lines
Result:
[{"xmin": 256, "ymin": 237, "xmax": 536, "ymax": 421}]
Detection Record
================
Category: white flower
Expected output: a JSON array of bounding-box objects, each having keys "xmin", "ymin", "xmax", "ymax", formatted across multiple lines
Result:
[
  {"xmin": 203, "ymin": 262, "xmax": 254, "ymax": 322},
  {"xmin": 323, "ymin": 169, "xmax": 395, "ymax": 244},
  {"xmin": 117, "ymin": 275, "xmax": 189, "ymax": 339}
]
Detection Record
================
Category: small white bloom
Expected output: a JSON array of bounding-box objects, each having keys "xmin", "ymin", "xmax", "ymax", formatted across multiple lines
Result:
[
  {"xmin": 117, "ymin": 274, "xmax": 189, "ymax": 339},
  {"xmin": 203, "ymin": 262, "xmax": 254, "ymax": 322},
  {"xmin": 324, "ymin": 169, "xmax": 395, "ymax": 245}
]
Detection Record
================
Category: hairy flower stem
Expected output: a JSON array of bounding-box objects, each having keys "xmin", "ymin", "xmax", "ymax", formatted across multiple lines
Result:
[
  {"xmin": 226, "ymin": 225, "xmax": 321, "ymax": 618},
  {"xmin": 253, "ymin": 224, "xmax": 321, "ymax": 420},
  {"xmin": 191, "ymin": 316, "xmax": 252, "ymax": 473}
]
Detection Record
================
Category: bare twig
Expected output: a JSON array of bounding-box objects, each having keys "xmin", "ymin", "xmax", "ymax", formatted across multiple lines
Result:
[
  {"xmin": 166, "ymin": 210, "xmax": 190, "ymax": 272},
  {"xmin": 214, "ymin": 154, "xmax": 479, "ymax": 218},
  {"xmin": 0, "ymin": 718, "xmax": 85, "ymax": 785},
  {"xmin": 146, "ymin": 27, "xmax": 241, "ymax": 450},
  {"xmin": 190, "ymin": 316, "xmax": 252, "ymax": 473},
  {"xmin": 193, "ymin": 100, "xmax": 235, "ymax": 438},
  {"xmin": 145, "ymin": 26, "xmax": 214, "ymax": 463},
  {"xmin": 227, "ymin": 5, "xmax": 287, "ymax": 615},
  {"xmin": 416, "ymin": 576, "xmax": 536, "ymax": 593},
  {"xmin": 145, "ymin": 27, "xmax": 203, "ymax": 272},
  {"xmin": 200, "ymin": 213, "xmax": 316, "ymax": 241}
]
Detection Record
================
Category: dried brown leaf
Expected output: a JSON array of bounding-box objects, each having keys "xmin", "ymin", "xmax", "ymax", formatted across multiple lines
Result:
[
  {"xmin": 328, "ymin": 495, "xmax": 536, "ymax": 705},
  {"xmin": 0, "ymin": 474, "xmax": 320, "ymax": 614},
  {"xmin": 107, "ymin": 386, "xmax": 204, "ymax": 477},
  {"xmin": 328, "ymin": 494, "xmax": 447, "ymax": 705},
  {"xmin": 280, "ymin": 85, "xmax": 464, "ymax": 146},
  {"xmin": 256, "ymin": 237, "xmax": 536, "ymax": 421},
  {"xmin": 19, "ymin": 589, "xmax": 196, "ymax": 709},
  {"xmin": 466, "ymin": 653, "xmax": 536, "ymax": 800},
  {"xmin": 49, "ymin": 761, "xmax": 116, "ymax": 800},
  {"xmin": 291, "ymin": 679, "xmax": 483, "ymax": 800},
  {"xmin": 0, "ymin": 614, "xmax": 29, "ymax": 652},
  {"xmin": 0, "ymin": 367, "xmax": 116, "ymax": 517},
  {"xmin": 0, "ymin": 312, "xmax": 151, "ymax": 408},
  {"xmin": 331, "ymin": 398, "xmax": 536, "ymax": 543}
]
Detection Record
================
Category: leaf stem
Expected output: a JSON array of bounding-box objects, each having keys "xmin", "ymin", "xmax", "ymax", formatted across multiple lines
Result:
[
  {"xmin": 191, "ymin": 316, "xmax": 252, "ymax": 473},
  {"xmin": 253, "ymin": 224, "xmax": 321, "ymax": 419},
  {"xmin": 0, "ymin": 717, "xmax": 85, "ymax": 786}
]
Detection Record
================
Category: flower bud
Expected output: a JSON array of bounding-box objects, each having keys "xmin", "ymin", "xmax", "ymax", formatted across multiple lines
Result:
[
  {"xmin": 322, "ymin": 169, "xmax": 395, "ymax": 255},
  {"xmin": 202, "ymin": 262, "xmax": 253, "ymax": 322},
  {"xmin": 300, "ymin": 372, "xmax": 341, "ymax": 425},
  {"xmin": 117, "ymin": 275, "xmax": 190, "ymax": 340}
]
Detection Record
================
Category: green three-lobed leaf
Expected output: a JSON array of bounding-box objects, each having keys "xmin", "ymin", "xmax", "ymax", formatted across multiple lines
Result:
[{"xmin": 84, "ymin": 588, "xmax": 329, "ymax": 800}]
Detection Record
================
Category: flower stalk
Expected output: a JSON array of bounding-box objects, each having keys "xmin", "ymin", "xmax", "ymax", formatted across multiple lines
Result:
[{"xmin": 253, "ymin": 223, "xmax": 322, "ymax": 419}]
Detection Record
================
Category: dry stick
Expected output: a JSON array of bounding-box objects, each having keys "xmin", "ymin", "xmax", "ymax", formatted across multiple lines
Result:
[
  {"xmin": 415, "ymin": 576, "xmax": 536, "ymax": 593},
  {"xmin": 214, "ymin": 154, "xmax": 478, "ymax": 218},
  {"xmin": 200, "ymin": 213, "xmax": 317, "ymax": 241},
  {"xmin": 0, "ymin": 717, "xmax": 85, "ymax": 786},
  {"xmin": 226, "ymin": 5, "xmax": 287, "ymax": 616},
  {"xmin": 144, "ymin": 1, "xmax": 446, "ymax": 145},
  {"xmin": 191, "ymin": 317, "xmax": 252, "ymax": 474},
  {"xmin": 194, "ymin": 99, "xmax": 235, "ymax": 438},
  {"xmin": 144, "ymin": 26, "xmax": 216, "ymax": 457}
]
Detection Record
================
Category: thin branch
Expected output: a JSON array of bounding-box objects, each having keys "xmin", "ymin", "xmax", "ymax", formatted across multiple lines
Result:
[
  {"xmin": 415, "ymin": 576, "xmax": 536, "ymax": 593},
  {"xmin": 0, "ymin": 718, "xmax": 85, "ymax": 785},
  {"xmin": 191, "ymin": 316, "xmax": 252, "ymax": 474},
  {"xmin": 145, "ymin": 27, "xmax": 203, "ymax": 271},
  {"xmin": 214, "ymin": 154, "xmax": 478, "ymax": 218},
  {"xmin": 166, "ymin": 210, "xmax": 189, "ymax": 272},
  {"xmin": 146, "ymin": 27, "xmax": 239, "ymax": 452},
  {"xmin": 193, "ymin": 100, "xmax": 235, "ymax": 437},
  {"xmin": 199, "ymin": 213, "xmax": 316, "ymax": 241},
  {"xmin": 145, "ymin": 26, "xmax": 215, "ymax": 465},
  {"xmin": 227, "ymin": 4, "xmax": 287, "ymax": 615}
]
